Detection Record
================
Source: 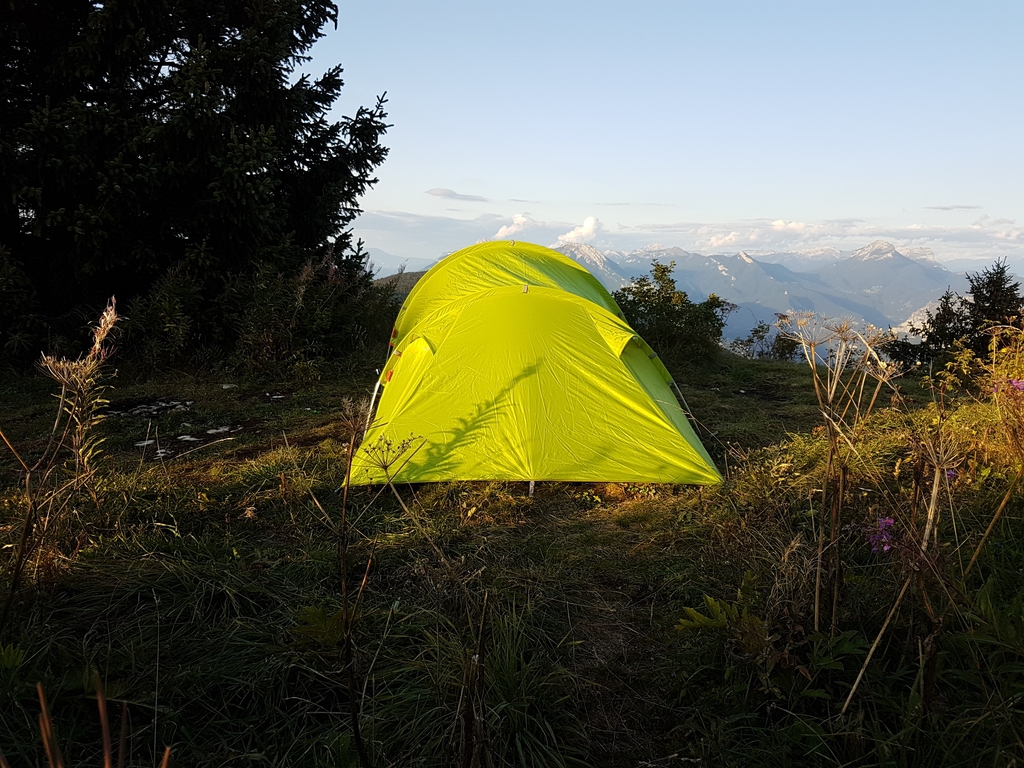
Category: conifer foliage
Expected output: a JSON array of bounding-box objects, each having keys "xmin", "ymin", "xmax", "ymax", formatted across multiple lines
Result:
[
  {"xmin": 885, "ymin": 259, "xmax": 1024, "ymax": 365},
  {"xmin": 0, "ymin": 0, "xmax": 389, "ymax": 357}
]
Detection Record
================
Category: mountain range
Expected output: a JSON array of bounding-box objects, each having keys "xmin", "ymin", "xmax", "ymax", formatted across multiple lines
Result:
[
  {"xmin": 553, "ymin": 240, "xmax": 968, "ymax": 336},
  {"xmin": 371, "ymin": 240, "xmax": 978, "ymax": 338}
]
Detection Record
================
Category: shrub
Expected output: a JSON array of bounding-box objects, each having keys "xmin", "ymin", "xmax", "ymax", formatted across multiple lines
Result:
[
  {"xmin": 613, "ymin": 260, "xmax": 735, "ymax": 358},
  {"xmin": 731, "ymin": 316, "xmax": 800, "ymax": 361},
  {"xmin": 118, "ymin": 244, "xmax": 398, "ymax": 374},
  {"xmin": 221, "ymin": 246, "xmax": 398, "ymax": 372},
  {"xmin": 882, "ymin": 259, "xmax": 1023, "ymax": 366}
]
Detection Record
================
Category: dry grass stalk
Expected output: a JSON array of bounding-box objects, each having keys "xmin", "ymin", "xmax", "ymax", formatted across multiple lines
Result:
[
  {"xmin": 780, "ymin": 314, "xmax": 900, "ymax": 633},
  {"xmin": 14, "ymin": 675, "xmax": 159, "ymax": 768},
  {"xmin": 841, "ymin": 574, "xmax": 913, "ymax": 715},
  {"xmin": 0, "ymin": 299, "xmax": 118, "ymax": 635}
]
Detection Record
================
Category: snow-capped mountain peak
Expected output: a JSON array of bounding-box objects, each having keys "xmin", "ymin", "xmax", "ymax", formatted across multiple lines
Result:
[
  {"xmin": 553, "ymin": 242, "xmax": 629, "ymax": 288},
  {"xmin": 851, "ymin": 240, "xmax": 898, "ymax": 260},
  {"xmin": 555, "ymin": 242, "xmax": 611, "ymax": 267}
]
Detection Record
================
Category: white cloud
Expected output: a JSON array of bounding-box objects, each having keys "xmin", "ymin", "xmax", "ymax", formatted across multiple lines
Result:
[
  {"xmin": 771, "ymin": 219, "xmax": 807, "ymax": 232},
  {"xmin": 707, "ymin": 231, "xmax": 741, "ymax": 248},
  {"xmin": 494, "ymin": 213, "xmax": 537, "ymax": 239},
  {"xmin": 555, "ymin": 216, "xmax": 602, "ymax": 245},
  {"xmin": 354, "ymin": 208, "xmax": 1024, "ymax": 270}
]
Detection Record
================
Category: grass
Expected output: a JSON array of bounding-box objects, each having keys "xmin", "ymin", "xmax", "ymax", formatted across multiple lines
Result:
[{"xmin": 1, "ymin": 343, "xmax": 1023, "ymax": 767}]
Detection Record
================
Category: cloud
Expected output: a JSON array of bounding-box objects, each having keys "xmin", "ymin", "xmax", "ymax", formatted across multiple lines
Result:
[
  {"xmin": 354, "ymin": 208, "xmax": 1024, "ymax": 271},
  {"xmin": 771, "ymin": 220, "xmax": 808, "ymax": 232},
  {"xmin": 494, "ymin": 213, "xmax": 538, "ymax": 239},
  {"xmin": 555, "ymin": 216, "xmax": 602, "ymax": 245},
  {"xmin": 426, "ymin": 187, "xmax": 489, "ymax": 202},
  {"xmin": 923, "ymin": 204, "xmax": 981, "ymax": 211},
  {"xmin": 707, "ymin": 231, "xmax": 741, "ymax": 248}
]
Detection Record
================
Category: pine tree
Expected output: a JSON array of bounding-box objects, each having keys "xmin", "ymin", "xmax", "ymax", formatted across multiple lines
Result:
[
  {"xmin": 888, "ymin": 259, "xmax": 1023, "ymax": 365},
  {"xmin": 908, "ymin": 288, "xmax": 972, "ymax": 361},
  {"xmin": 964, "ymin": 258, "xmax": 1023, "ymax": 354},
  {"xmin": 0, "ymin": 0, "xmax": 388, "ymax": 353}
]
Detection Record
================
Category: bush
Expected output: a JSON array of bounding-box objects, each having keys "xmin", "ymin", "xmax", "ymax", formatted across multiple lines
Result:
[
  {"xmin": 222, "ymin": 247, "xmax": 398, "ymax": 371},
  {"xmin": 613, "ymin": 260, "xmax": 735, "ymax": 358},
  {"xmin": 119, "ymin": 244, "xmax": 398, "ymax": 375},
  {"xmin": 731, "ymin": 316, "xmax": 800, "ymax": 361}
]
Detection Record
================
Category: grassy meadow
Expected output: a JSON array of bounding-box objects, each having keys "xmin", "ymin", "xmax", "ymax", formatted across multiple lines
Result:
[{"xmin": 1, "ymin": 323, "xmax": 1023, "ymax": 767}]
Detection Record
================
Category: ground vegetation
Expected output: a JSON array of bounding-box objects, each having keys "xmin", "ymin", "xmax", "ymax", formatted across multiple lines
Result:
[{"xmin": 1, "ymin": 298, "xmax": 1022, "ymax": 766}]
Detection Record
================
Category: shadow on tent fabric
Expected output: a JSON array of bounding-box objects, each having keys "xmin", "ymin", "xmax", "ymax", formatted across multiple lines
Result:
[{"xmin": 404, "ymin": 360, "xmax": 543, "ymax": 481}]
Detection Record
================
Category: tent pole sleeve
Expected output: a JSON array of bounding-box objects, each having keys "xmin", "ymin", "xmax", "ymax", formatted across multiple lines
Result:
[{"xmin": 671, "ymin": 381, "xmax": 693, "ymax": 415}]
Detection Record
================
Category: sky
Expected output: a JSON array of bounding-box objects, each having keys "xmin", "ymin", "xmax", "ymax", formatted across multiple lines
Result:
[{"xmin": 305, "ymin": 0, "xmax": 1024, "ymax": 269}]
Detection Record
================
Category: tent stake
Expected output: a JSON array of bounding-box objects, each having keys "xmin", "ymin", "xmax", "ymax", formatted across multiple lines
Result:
[{"xmin": 528, "ymin": 480, "xmax": 535, "ymax": 497}]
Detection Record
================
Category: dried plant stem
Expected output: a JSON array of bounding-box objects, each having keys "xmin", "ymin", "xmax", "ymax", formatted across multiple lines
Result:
[
  {"xmin": 841, "ymin": 574, "xmax": 913, "ymax": 715},
  {"xmin": 117, "ymin": 701, "xmax": 128, "ymax": 768},
  {"xmin": 96, "ymin": 672, "xmax": 113, "ymax": 768},
  {"xmin": 963, "ymin": 466, "xmax": 1023, "ymax": 579},
  {"xmin": 37, "ymin": 683, "xmax": 66, "ymax": 768},
  {"xmin": 1, "ymin": 300, "xmax": 118, "ymax": 636},
  {"xmin": 920, "ymin": 464, "xmax": 944, "ymax": 553},
  {"xmin": 460, "ymin": 592, "xmax": 492, "ymax": 768},
  {"xmin": 829, "ymin": 462, "xmax": 846, "ymax": 636}
]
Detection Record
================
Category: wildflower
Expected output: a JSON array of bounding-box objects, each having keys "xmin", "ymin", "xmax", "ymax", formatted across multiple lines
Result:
[
  {"xmin": 867, "ymin": 517, "xmax": 896, "ymax": 553},
  {"xmin": 1012, "ymin": 379, "xmax": 1024, "ymax": 392},
  {"xmin": 945, "ymin": 468, "xmax": 958, "ymax": 479}
]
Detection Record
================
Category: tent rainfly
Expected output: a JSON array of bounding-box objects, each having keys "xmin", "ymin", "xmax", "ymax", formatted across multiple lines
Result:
[{"xmin": 349, "ymin": 241, "xmax": 721, "ymax": 486}]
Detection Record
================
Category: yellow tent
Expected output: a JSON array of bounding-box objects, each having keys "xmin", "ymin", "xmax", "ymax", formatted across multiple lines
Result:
[
  {"xmin": 391, "ymin": 240, "xmax": 622, "ymax": 346},
  {"xmin": 350, "ymin": 242, "xmax": 720, "ymax": 485}
]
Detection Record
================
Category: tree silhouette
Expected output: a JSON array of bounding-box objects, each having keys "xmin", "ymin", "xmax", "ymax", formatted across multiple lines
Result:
[{"xmin": 1, "ymin": 0, "xmax": 388, "ymax": 354}]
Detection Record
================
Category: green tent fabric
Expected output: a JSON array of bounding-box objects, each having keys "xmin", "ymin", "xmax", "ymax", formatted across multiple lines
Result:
[
  {"xmin": 391, "ymin": 240, "xmax": 623, "ymax": 347},
  {"xmin": 350, "ymin": 243, "xmax": 721, "ymax": 485}
]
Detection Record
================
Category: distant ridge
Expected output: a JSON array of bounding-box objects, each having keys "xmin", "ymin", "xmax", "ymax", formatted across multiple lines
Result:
[
  {"xmin": 376, "ymin": 269, "xmax": 426, "ymax": 298},
  {"xmin": 552, "ymin": 240, "xmax": 967, "ymax": 336}
]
